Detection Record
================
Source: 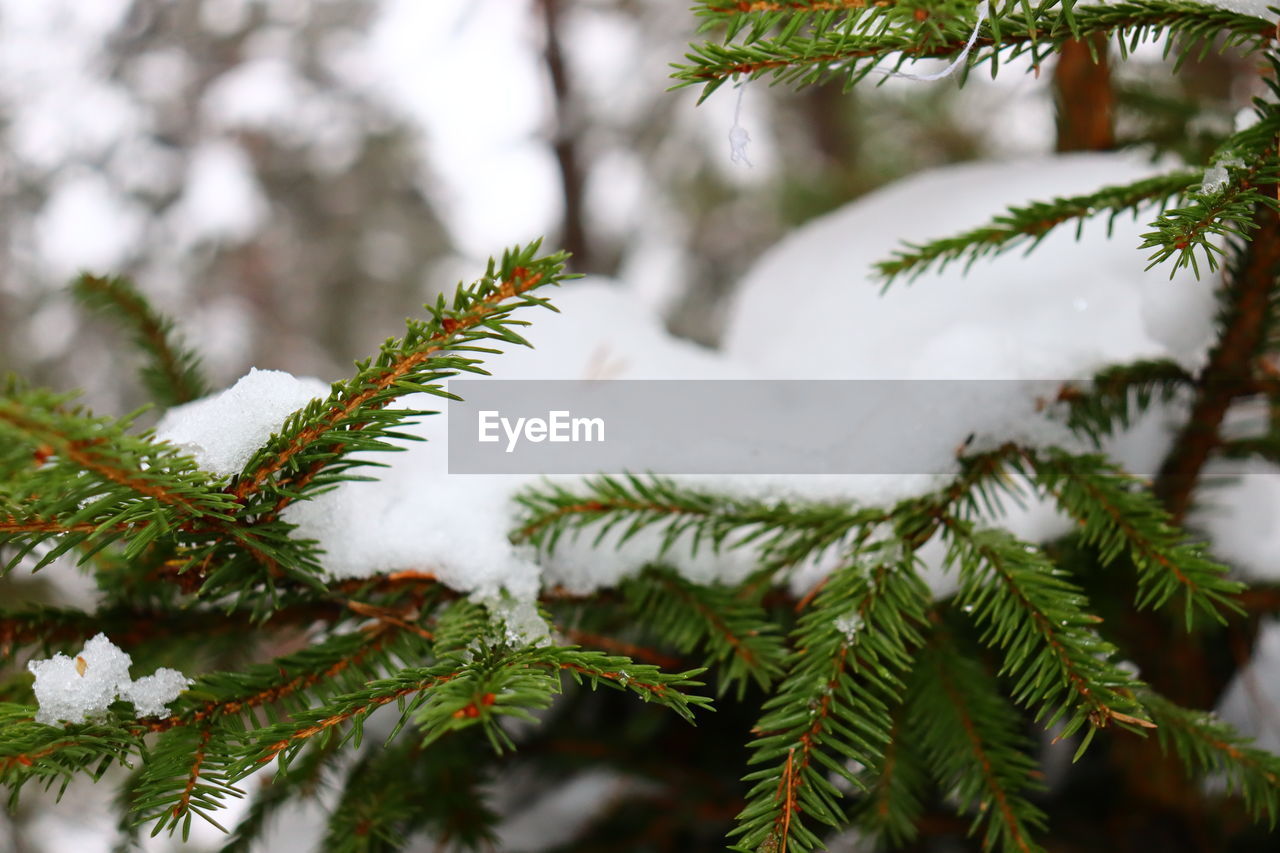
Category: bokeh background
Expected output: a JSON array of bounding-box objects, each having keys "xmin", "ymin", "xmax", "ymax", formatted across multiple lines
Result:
[{"xmin": 0, "ymin": 1, "xmax": 1263, "ymax": 850}]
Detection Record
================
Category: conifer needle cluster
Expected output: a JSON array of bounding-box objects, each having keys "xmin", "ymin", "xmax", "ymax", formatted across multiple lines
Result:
[{"xmin": 3, "ymin": 3, "xmax": 1280, "ymax": 852}]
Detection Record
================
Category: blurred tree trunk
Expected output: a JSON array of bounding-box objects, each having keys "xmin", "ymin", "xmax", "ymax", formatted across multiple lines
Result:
[
  {"xmin": 539, "ymin": 0, "xmax": 597, "ymax": 275},
  {"xmin": 1054, "ymin": 35, "xmax": 1114, "ymax": 152}
]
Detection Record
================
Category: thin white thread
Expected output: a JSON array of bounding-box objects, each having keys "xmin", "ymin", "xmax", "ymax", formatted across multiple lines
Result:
[
  {"xmin": 874, "ymin": 0, "xmax": 989, "ymax": 83},
  {"xmin": 728, "ymin": 81, "xmax": 752, "ymax": 167}
]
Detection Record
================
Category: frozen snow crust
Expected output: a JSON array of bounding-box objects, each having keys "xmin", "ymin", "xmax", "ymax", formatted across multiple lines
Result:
[{"xmin": 156, "ymin": 153, "xmax": 1255, "ymax": 610}]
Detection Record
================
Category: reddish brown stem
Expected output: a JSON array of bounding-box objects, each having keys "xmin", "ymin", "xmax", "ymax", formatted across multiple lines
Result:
[{"xmin": 1154, "ymin": 207, "xmax": 1280, "ymax": 522}]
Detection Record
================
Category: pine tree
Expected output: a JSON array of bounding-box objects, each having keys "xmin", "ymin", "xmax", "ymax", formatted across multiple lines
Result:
[{"xmin": 4, "ymin": 2, "xmax": 1280, "ymax": 852}]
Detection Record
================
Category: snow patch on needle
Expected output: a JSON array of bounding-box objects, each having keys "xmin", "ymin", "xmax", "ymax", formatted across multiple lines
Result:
[
  {"xmin": 154, "ymin": 367, "xmax": 331, "ymax": 478},
  {"xmin": 27, "ymin": 633, "xmax": 191, "ymax": 726},
  {"xmin": 1197, "ymin": 156, "xmax": 1243, "ymax": 197}
]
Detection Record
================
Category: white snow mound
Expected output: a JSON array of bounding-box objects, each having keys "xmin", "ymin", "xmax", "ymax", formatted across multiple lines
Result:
[
  {"xmin": 154, "ymin": 367, "xmax": 331, "ymax": 477},
  {"xmin": 162, "ymin": 155, "xmax": 1223, "ymax": 608},
  {"xmin": 723, "ymin": 153, "xmax": 1216, "ymax": 379}
]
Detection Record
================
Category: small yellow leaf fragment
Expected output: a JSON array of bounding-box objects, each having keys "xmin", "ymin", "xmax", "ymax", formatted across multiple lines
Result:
[{"xmin": 75, "ymin": 656, "xmax": 88, "ymax": 677}]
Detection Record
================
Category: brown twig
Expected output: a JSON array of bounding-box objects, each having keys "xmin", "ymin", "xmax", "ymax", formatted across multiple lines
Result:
[{"xmin": 1154, "ymin": 206, "xmax": 1280, "ymax": 522}]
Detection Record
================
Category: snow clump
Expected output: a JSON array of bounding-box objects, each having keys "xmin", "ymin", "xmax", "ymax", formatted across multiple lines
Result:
[
  {"xmin": 27, "ymin": 633, "xmax": 191, "ymax": 725},
  {"xmin": 154, "ymin": 367, "xmax": 330, "ymax": 477}
]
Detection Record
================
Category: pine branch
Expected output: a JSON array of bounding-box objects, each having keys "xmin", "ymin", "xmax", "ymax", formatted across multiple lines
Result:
[
  {"xmin": 943, "ymin": 523, "xmax": 1152, "ymax": 745},
  {"xmin": 1143, "ymin": 690, "xmax": 1280, "ymax": 825},
  {"xmin": 619, "ymin": 565, "xmax": 787, "ymax": 697},
  {"xmin": 0, "ymin": 704, "xmax": 140, "ymax": 797},
  {"xmin": 131, "ymin": 725, "xmax": 243, "ymax": 839},
  {"xmin": 72, "ymin": 275, "xmax": 208, "ymax": 408},
  {"xmin": 1155, "ymin": 210, "xmax": 1280, "ymax": 522},
  {"xmin": 731, "ymin": 555, "xmax": 932, "ymax": 853},
  {"xmin": 672, "ymin": 0, "xmax": 1273, "ymax": 100},
  {"xmin": 516, "ymin": 473, "xmax": 890, "ymax": 572},
  {"xmin": 876, "ymin": 171, "xmax": 1198, "ymax": 283},
  {"xmin": 229, "ymin": 243, "xmax": 568, "ymax": 512},
  {"xmin": 1049, "ymin": 358, "xmax": 1193, "ymax": 443},
  {"xmin": 1140, "ymin": 91, "xmax": 1280, "ymax": 278},
  {"xmin": 1028, "ymin": 449, "xmax": 1242, "ymax": 626},
  {"xmin": 0, "ymin": 384, "xmax": 237, "ymax": 574},
  {"xmin": 906, "ymin": 628, "xmax": 1048, "ymax": 852},
  {"xmin": 855, "ymin": 701, "xmax": 929, "ymax": 847}
]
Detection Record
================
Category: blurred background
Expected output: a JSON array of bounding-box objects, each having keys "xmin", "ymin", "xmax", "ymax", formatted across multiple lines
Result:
[
  {"xmin": 0, "ymin": 0, "xmax": 1263, "ymax": 850},
  {"xmin": 0, "ymin": 0, "xmax": 1066, "ymax": 412},
  {"xmin": 0, "ymin": 0, "xmax": 1258, "ymax": 405}
]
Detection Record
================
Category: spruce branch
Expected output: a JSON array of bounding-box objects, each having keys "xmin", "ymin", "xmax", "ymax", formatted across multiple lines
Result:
[
  {"xmin": 321, "ymin": 738, "xmax": 498, "ymax": 853},
  {"xmin": 672, "ymin": 0, "xmax": 1273, "ymax": 100},
  {"xmin": 867, "ymin": 63, "xmax": 1279, "ymax": 288},
  {"xmin": 8, "ymin": 625, "xmax": 426, "ymax": 835},
  {"xmin": 235, "ymin": 643, "xmax": 710, "ymax": 775},
  {"xmin": 549, "ymin": 646, "xmax": 713, "ymax": 722},
  {"xmin": 906, "ymin": 627, "xmax": 1047, "ymax": 852},
  {"xmin": 1140, "ymin": 170, "xmax": 1280, "ymax": 278},
  {"xmin": 131, "ymin": 725, "xmax": 242, "ymax": 839},
  {"xmin": 891, "ymin": 443, "xmax": 1030, "ymax": 550},
  {"xmin": 229, "ymin": 243, "xmax": 568, "ymax": 511},
  {"xmin": 516, "ymin": 473, "xmax": 891, "ymax": 572},
  {"xmin": 1140, "ymin": 90, "xmax": 1280, "ymax": 278},
  {"xmin": 876, "ymin": 171, "xmax": 1198, "ymax": 283},
  {"xmin": 1049, "ymin": 358, "xmax": 1193, "ymax": 443},
  {"xmin": 72, "ymin": 275, "xmax": 209, "ymax": 408},
  {"xmin": 0, "ymin": 705, "xmax": 140, "ymax": 798},
  {"xmin": 0, "ymin": 384, "xmax": 237, "ymax": 574},
  {"xmin": 693, "ymin": 0, "xmax": 934, "ymax": 44},
  {"xmin": 218, "ymin": 740, "xmax": 338, "ymax": 853},
  {"xmin": 1155, "ymin": 211, "xmax": 1280, "ymax": 523},
  {"xmin": 139, "ymin": 623, "xmax": 414, "ymax": 741},
  {"xmin": 142, "ymin": 244, "xmax": 570, "ymax": 602},
  {"xmin": 855, "ymin": 702, "xmax": 929, "ymax": 847},
  {"xmin": 943, "ymin": 523, "xmax": 1152, "ymax": 744},
  {"xmin": 1028, "ymin": 449, "xmax": 1242, "ymax": 626},
  {"xmin": 731, "ymin": 556, "xmax": 931, "ymax": 853},
  {"xmin": 1143, "ymin": 690, "xmax": 1280, "ymax": 825},
  {"xmin": 619, "ymin": 565, "xmax": 787, "ymax": 697}
]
